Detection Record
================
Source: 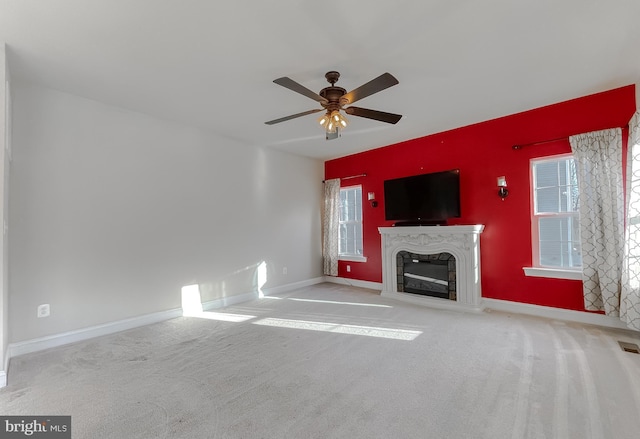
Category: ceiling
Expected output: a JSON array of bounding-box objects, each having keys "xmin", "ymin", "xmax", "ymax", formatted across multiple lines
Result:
[{"xmin": 2, "ymin": 1, "xmax": 640, "ymax": 161}]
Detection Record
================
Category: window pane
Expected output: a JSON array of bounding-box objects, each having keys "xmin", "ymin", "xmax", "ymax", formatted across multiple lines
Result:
[
  {"xmin": 350, "ymin": 190, "xmax": 358, "ymax": 220},
  {"xmin": 559, "ymin": 185, "xmax": 572, "ymax": 212},
  {"xmin": 349, "ymin": 223, "xmax": 358, "ymax": 254},
  {"xmin": 540, "ymin": 240, "xmax": 562, "ymax": 266},
  {"xmin": 534, "ymin": 158, "xmax": 579, "ymax": 214},
  {"xmin": 339, "ymin": 187, "xmax": 363, "ymax": 256},
  {"xmin": 570, "ymin": 240, "xmax": 582, "ymax": 267},
  {"xmin": 558, "ymin": 160, "xmax": 567, "ymax": 185},
  {"xmin": 344, "ymin": 223, "xmax": 354, "ymax": 254},
  {"xmin": 339, "ymin": 223, "xmax": 362, "ymax": 255},
  {"xmin": 540, "ymin": 217, "xmax": 561, "ymax": 241},
  {"xmin": 339, "ymin": 224, "xmax": 347, "ymax": 254},
  {"xmin": 560, "ymin": 216, "xmax": 569, "ymax": 241},
  {"xmin": 537, "ymin": 187, "xmax": 560, "ymax": 213},
  {"xmin": 535, "ymin": 161, "xmax": 558, "ymax": 188},
  {"xmin": 538, "ymin": 216, "xmax": 581, "ymax": 268},
  {"xmin": 345, "ymin": 198, "xmax": 352, "ymax": 222}
]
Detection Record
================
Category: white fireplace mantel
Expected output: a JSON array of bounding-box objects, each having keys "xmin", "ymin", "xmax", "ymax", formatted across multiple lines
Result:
[{"xmin": 378, "ymin": 225, "xmax": 485, "ymax": 311}]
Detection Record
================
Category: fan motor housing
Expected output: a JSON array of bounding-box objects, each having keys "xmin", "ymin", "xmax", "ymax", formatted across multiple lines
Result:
[{"xmin": 319, "ymin": 87, "xmax": 346, "ymax": 111}]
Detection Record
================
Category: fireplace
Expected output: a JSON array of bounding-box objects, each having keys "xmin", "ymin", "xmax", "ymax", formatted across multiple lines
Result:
[
  {"xmin": 379, "ymin": 225, "xmax": 484, "ymax": 311},
  {"xmin": 397, "ymin": 251, "xmax": 456, "ymax": 300}
]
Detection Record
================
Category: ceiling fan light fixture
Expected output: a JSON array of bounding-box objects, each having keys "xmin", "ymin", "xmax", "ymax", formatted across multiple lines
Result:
[
  {"xmin": 321, "ymin": 110, "xmax": 347, "ymax": 139},
  {"xmin": 329, "ymin": 110, "xmax": 348, "ymax": 129},
  {"xmin": 321, "ymin": 111, "xmax": 342, "ymax": 133}
]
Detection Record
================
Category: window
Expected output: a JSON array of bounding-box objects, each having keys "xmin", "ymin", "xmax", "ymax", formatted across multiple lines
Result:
[
  {"xmin": 339, "ymin": 186, "xmax": 364, "ymax": 260},
  {"xmin": 531, "ymin": 155, "xmax": 581, "ymax": 269}
]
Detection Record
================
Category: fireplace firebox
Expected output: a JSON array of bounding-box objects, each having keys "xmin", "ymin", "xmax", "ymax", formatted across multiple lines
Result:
[{"xmin": 397, "ymin": 251, "xmax": 456, "ymax": 300}]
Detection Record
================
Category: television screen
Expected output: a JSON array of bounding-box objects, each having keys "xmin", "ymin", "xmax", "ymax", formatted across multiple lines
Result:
[{"xmin": 383, "ymin": 169, "xmax": 460, "ymax": 224}]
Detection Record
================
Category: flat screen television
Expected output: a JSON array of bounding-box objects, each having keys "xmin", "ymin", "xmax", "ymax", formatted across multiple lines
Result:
[{"xmin": 383, "ymin": 169, "xmax": 460, "ymax": 225}]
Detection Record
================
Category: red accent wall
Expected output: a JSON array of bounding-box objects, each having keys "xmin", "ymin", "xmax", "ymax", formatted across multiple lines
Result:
[{"xmin": 325, "ymin": 85, "xmax": 636, "ymax": 311}]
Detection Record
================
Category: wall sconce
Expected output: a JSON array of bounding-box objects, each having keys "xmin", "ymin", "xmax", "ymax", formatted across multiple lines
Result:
[
  {"xmin": 368, "ymin": 192, "xmax": 378, "ymax": 207},
  {"xmin": 497, "ymin": 176, "xmax": 508, "ymax": 200}
]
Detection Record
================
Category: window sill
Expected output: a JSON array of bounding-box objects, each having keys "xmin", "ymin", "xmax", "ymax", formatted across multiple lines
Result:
[
  {"xmin": 523, "ymin": 267, "xmax": 582, "ymax": 280},
  {"xmin": 339, "ymin": 255, "xmax": 367, "ymax": 263}
]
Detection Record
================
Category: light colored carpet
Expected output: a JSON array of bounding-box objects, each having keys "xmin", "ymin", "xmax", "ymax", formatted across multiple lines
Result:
[{"xmin": 2, "ymin": 283, "xmax": 640, "ymax": 438}]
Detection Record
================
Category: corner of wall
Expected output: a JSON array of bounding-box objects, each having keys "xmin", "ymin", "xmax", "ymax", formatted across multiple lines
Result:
[{"xmin": 0, "ymin": 40, "xmax": 9, "ymax": 389}]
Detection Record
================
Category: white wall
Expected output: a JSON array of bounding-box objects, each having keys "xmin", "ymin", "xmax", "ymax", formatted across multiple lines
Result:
[
  {"xmin": 9, "ymin": 83, "xmax": 323, "ymax": 343},
  {"xmin": 0, "ymin": 42, "xmax": 10, "ymax": 386}
]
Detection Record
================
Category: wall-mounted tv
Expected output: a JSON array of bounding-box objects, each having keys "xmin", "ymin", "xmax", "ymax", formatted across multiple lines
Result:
[{"xmin": 383, "ymin": 169, "xmax": 461, "ymax": 225}]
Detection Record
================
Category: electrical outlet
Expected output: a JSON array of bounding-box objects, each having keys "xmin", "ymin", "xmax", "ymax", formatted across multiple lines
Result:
[
  {"xmin": 37, "ymin": 304, "xmax": 50, "ymax": 318},
  {"xmin": 282, "ymin": 266, "xmax": 287, "ymax": 275},
  {"xmin": 346, "ymin": 265, "xmax": 351, "ymax": 272}
]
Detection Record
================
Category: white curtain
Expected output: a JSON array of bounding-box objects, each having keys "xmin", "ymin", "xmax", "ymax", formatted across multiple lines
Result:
[
  {"xmin": 322, "ymin": 178, "xmax": 340, "ymax": 276},
  {"xmin": 569, "ymin": 128, "xmax": 624, "ymax": 315},
  {"xmin": 621, "ymin": 111, "xmax": 640, "ymax": 331}
]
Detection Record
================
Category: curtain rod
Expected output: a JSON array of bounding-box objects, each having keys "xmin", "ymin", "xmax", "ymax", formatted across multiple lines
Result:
[
  {"xmin": 513, "ymin": 125, "xmax": 627, "ymax": 150},
  {"xmin": 512, "ymin": 136, "xmax": 567, "ymax": 150},
  {"xmin": 322, "ymin": 173, "xmax": 366, "ymax": 183}
]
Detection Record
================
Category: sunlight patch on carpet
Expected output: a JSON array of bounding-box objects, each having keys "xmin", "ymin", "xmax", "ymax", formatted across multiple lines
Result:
[
  {"xmin": 188, "ymin": 312, "xmax": 256, "ymax": 322},
  {"xmin": 287, "ymin": 298, "xmax": 393, "ymax": 308},
  {"xmin": 253, "ymin": 317, "xmax": 421, "ymax": 340}
]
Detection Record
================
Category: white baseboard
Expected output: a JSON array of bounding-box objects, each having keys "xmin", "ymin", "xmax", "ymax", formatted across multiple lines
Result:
[
  {"xmin": 482, "ymin": 298, "xmax": 632, "ymax": 331},
  {"xmin": 200, "ymin": 277, "xmax": 325, "ymax": 310},
  {"xmin": 323, "ymin": 276, "xmax": 383, "ymax": 291},
  {"xmin": 328, "ymin": 279, "xmax": 633, "ymax": 332},
  {"xmin": 201, "ymin": 290, "xmax": 260, "ymax": 311},
  {"xmin": 0, "ymin": 370, "xmax": 6, "ymax": 388},
  {"xmin": 7, "ymin": 277, "xmax": 327, "ymax": 362},
  {"xmin": 262, "ymin": 277, "xmax": 325, "ymax": 296},
  {"xmin": 8, "ymin": 307, "xmax": 184, "ymax": 359}
]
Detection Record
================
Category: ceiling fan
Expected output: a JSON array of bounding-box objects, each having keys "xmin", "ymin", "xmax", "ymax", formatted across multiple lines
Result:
[{"xmin": 265, "ymin": 71, "xmax": 402, "ymax": 140}]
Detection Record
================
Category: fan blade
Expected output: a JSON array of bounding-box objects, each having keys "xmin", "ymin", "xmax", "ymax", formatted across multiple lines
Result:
[
  {"xmin": 265, "ymin": 109, "xmax": 323, "ymax": 125},
  {"xmin": 273, "ymin": 77, "xmax": 328, "ymax": 104},
  {"xmin": 341, "ymin": 73, "xmax": 399, "ymax": 105},
  {"xmin": 345, "ymin": 107, "xmax": 402, "ymax": 124}
]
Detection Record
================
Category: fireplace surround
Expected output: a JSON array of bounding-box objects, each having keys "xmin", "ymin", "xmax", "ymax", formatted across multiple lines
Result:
[{"xmin": 379, "ymin": 225, "xmax": 484, "ymax": 311}]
